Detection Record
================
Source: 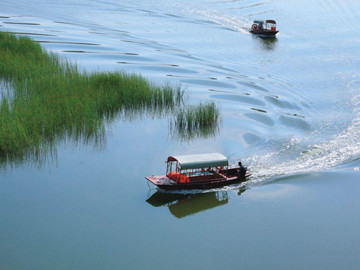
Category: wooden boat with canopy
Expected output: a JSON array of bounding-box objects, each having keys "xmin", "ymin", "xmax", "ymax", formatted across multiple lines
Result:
[
  {"xmin": 145, "ymin": 153, "xmax": 250, "ymax": 190},
  {"xmin": 250, "ymin": 20, "xmax": 278, "ymax": 37}
]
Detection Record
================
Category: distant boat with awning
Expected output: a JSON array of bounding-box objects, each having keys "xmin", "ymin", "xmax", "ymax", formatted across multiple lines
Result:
[{"xmin": 250, "ymin": 20, "xmax": 279, "ymax": 37}]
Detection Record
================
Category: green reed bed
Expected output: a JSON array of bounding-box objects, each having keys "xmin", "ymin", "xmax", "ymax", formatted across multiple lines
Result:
[
  {"xmin": 0, "ymin": 31, "xmax": 219, "ymax": 164},
  {"xmin": 171, "ymin": 102, "xmax": 221, "ymax": 141}
]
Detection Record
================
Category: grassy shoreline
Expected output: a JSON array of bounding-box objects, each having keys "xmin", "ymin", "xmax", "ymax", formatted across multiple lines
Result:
[{"xmin": 0, "ymin": 31, "xmax": 220, "ymax": 164}]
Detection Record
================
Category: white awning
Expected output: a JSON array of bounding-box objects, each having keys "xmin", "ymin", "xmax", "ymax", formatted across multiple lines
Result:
[{"xmin": 167, "ymin": 153, "xmax": 228, "ymax": 170}]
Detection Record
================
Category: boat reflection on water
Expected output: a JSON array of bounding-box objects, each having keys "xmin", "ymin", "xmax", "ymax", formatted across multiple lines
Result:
[
  {"xmin": 147, "ymin": 188, "xmax": 246, "ymax": 218},
  {"xmin": 147, "ymin": 191, "xmax": 228, "ymax": 218},
  {"xmin": 252, "ymin": 35, "xmax": 278, "ymax": 51}
]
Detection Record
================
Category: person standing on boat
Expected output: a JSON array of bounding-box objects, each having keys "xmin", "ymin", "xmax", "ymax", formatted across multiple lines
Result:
[{"xmin": 238, "ymin": 162, "xmax": 247, "ymax": 176}]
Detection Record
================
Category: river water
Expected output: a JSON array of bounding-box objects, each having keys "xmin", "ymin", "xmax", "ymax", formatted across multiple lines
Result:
[{"xmin": 1, "ymin": 0, "xmax": 360, "ymax": 269}]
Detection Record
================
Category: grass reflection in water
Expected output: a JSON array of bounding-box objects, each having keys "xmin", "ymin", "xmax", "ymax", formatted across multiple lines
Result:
[
  {"xmin": 170, "ymin": 102, "xmax": 220, "ymax": 141},
  {"xmin": 0, "ymin": 31, "xmax": 220, "ymax": 168}
]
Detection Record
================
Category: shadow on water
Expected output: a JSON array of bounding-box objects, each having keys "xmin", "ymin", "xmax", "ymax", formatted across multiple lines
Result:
[
  {"xmin": 146, "ymin": 188, "xmax": 246, "ymax": 218},
  {"xmin": 252, "ymin": 35, "xmax": 278, "ymax": 51},
  {"xmin": 147, "ymin": 191, "xmax": 229, "ymax": 218}
]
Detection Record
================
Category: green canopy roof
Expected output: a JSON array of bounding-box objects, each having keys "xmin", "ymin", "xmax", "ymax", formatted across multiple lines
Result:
[{"xmin": 167, "ymin": 153, "xmax": 228, "ymax": 170}]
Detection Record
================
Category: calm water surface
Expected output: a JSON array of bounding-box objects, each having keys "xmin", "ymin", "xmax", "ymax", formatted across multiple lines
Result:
[{"xmin": 1, "ymin": 0, "xmax": 360, "ymax": 269}]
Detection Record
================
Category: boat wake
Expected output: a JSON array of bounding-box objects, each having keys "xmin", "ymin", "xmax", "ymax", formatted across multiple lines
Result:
[
  {"xmin": 166, "ymin": 79, "xmax": 360, "ymax": 195},
  {"xmin": 183, "ymin": 6, "xmax": 251, "ymax": 34},
  {"xmin": 241, "ymin": 79, "xmax": 360, "ymax": 186}
]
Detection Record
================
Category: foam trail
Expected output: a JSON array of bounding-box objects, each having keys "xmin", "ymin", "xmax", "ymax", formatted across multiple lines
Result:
[
  {"xmin": 165, "ymin": 79, "xmax": 360, "ymax": 195},
  {"xmin": 184, "ymin": 7, "xmax": 251, "ymax": 34},
  {"xmin": 246, "ymin": 79, "xmax": 360, "ymax": 185}
]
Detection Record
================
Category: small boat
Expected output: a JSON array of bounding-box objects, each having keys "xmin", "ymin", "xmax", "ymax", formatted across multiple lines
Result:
[
  {"xmin": 250, "ymin": 20, "xmax": 278, "ymax": 37},
  {"xmin": 145, "ymin": 153, "xmax": 250, "ymax": 190}
]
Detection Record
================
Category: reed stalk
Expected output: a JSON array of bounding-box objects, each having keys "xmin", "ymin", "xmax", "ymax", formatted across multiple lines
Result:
[{"xmin": 0, "ymin": 31, "xmax": 220, "ymax": 166}]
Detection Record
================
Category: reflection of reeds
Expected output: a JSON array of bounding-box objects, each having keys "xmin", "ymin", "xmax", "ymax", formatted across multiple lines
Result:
[
  {"xmin": 171, "ymin": 102, "xmax": 221, "ymax": 141},
  {"xmin": 0, "ymin": 31, "xmax": 220, "ymax": 168}
]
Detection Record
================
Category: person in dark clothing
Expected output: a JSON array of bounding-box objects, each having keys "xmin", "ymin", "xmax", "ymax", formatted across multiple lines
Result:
[{"xmin": 238, "ymin": 162, "xmax": 247, "ymax": 176}]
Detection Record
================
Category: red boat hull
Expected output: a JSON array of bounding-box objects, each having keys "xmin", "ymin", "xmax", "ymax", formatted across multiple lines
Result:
[{"xmin": 146, "ymin": 172, "xmax": 251, "ymax": 190}]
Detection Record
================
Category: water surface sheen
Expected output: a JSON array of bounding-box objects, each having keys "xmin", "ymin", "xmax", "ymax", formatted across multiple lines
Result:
[{"xmin": 1, "ymin": 0, "xmax": 360, "ymax": 269}]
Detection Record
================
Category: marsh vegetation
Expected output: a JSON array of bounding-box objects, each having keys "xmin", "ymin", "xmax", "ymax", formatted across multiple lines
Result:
[
  {"xmin": 0, "ymin": 31, "xmax": 220, "ymax": 167},
  {"xmin": 171, "ymin": 102, "xmax": 220, "ymax": 141}
]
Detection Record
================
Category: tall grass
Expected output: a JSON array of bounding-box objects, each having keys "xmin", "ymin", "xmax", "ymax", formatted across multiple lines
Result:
[
  {"xmin": 171, "ymin": 102, "xmax": 221, "ymax": 141},
  {"xmin": 0, "ymin": 31, "xmax": 219, "ymax": 167}
]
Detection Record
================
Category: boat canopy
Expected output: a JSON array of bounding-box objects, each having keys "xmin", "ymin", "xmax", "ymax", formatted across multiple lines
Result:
[
  {"xmin": 265, "ymin": 20, "xmax": 276, "ymax": 24},
  {"xmin": 167, "ymin": 153, "xmax": 228, "ymax": 170},
  {"xmin": 253, "ymin": 20, "xmax": 276, "ymax": 24}
]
